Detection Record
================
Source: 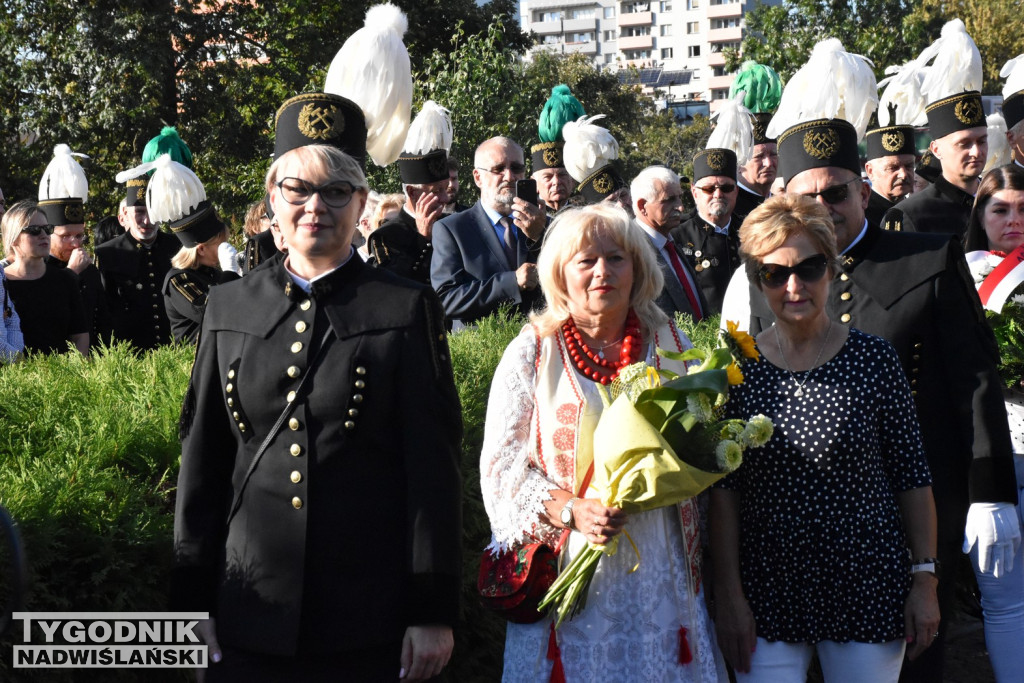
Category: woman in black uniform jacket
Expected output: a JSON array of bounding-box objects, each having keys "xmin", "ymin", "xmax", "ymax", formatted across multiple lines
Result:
[
  {"xmin": 163, "ymin": 225, "xmax": 239, "ymax": 344},
  {"xmin": 171, "ymin": 142, "xmax": 463, "ymax": 682},
  {"xmin": 1, "ymin": 200, "xmax": 87, "ymax": 355}
]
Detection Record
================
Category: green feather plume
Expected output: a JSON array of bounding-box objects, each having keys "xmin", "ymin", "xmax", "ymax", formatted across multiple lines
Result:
[
  {"xmin": 729, "ymin": 61, "xmax": 782, "ymax": 114},
  {"xmin": 538, "ymin": 85, "xmax": 586, "ymax": 143},
  {"xmin": 142, "ymin": 126, "xmax": 193, "ymax": 169}
]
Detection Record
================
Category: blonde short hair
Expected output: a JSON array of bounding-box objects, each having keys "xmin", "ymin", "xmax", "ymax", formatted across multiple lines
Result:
[
  {"xmin": 739, "ymin": 194, "xmax": 839, "ymax": 287},
  {"xmin": 1, "ymin": 200, "xmax": 40, "ymax": 260},
  {"xmin": 171, "ymin": 227, "xmax": 229, "ymax": 270},
  {"xmin": 370, "ymin": 193, "xmax": 405, "ymax": 231},
  {"xmin": 531, "ymin": 203, "xmax": 667, "ymax": 337}
]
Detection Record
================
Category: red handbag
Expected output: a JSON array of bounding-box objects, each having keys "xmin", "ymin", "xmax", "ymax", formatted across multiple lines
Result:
[{"xmin": 477, "ymin": 463, "xmax": 594, "ymax": 623}]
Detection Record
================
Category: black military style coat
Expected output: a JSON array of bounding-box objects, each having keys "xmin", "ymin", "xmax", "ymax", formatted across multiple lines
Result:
[
  {"xmin": 162, "ymin": 265, "xmax": 240, "ymax": 344},
  {"xmin": 864, "ymin": 190, "xmax": 895, "ymax": 231},
  {"xmin": 95, "ymin": 230, "xmax": 178, "ymax": 350},
  {"xmin": 671, "ymin": 213, "xmax": 741, "ymax": 315},
  {"xmin": 172, "ymin": 254, "xmax": 463, "ymax": 658},
  {"xmin": 881, "ymin": 175, "xmax": 975, "ymax": 241},
  {"xmin": 745, "ymin": 225, "xmax": 1018, "ymax": 536},
  {"xmin": 733, "ymin": 185, "xmax": 764, "ymax": 224},
  {"xmin": 367, "ymin": 209, "xmax": 432, "ymax": 285},
  {"xmin": 45, "ymin": 255, "xmax": 112, "ymax": 348}
]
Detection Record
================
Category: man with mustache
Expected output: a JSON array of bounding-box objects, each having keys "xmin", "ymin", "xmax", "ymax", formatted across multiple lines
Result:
[
  {"xmin": 863, "ymin": 111, "xmax": 917, "ymax": 228},
  {"xmin": 670, "ymin": 149, "xmax": 740, "ymax": 314},
  {"xmin": 431, "ymin": 136, "xmax": 546, "ymax": 327},
  {"xmin": 883, "ymin": 91, "xmax": 988, "ymax": 241}
]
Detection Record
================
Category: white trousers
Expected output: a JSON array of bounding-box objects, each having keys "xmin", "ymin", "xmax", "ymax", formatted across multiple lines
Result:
[{"xmin": 734, "ymin": 638, "xmax": 906, "ymax": 683}]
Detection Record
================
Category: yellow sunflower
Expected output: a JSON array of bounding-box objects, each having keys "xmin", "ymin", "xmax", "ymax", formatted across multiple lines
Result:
[
  {"xmin": 726, "ymin": 362, "xmax": 744, "ymax": 385},
  {"xmin": 726, "ymin": 320, "xmax": 759, "ymax": 360}
]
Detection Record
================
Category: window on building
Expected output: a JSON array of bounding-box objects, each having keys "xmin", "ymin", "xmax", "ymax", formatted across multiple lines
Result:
[
  {"xmin": 624, "ymin": 49, "xmax": 652, "ymax": 60},
  {"xmin": 687, "ymin": 0, "xmax": 700, "ymax": 8},
  {"xmin": 711, "ymin": 18, "xmax": 742, "ymax": 28},
  {"xmin": 709, "ymin": 0, "xmax": 739, "ymax": 5},
  {"xmin": 622, "ymin": 26, "xmax": 651, "ymax": 37},
  {"xmin": 569, "ymin": 8, "xmax": 596, "ymax": 19},
  {"xmin": 712, "ymin": 65, "xmax": 730, "ymax": 77},
  {"xmin": 688, "ymin": 45, "xmax": 701, "ymax": 57},
  {"xmin": 661, "ymin": 47, "xmax": 674, "ymax": 59},
  {"xmin": 605, "ymin": 53, "xmax": 615, "ymax": 63},
  {"xmin": 691, "ymin": 69, "xmax": 700, "ymax": 79},
  {"xmin": 536, "ymin": 11, "xmax": 562, "ymax": 21},
  {"xmin": 712, "ymin": 89, "xmax": 729, "ymax": 99},
  {"xmin": 661, "ymin": 1, "xmax": 673, "ymax": 10},
  {"xmin": 605, "ymin": 6, "xmax": 616, "ymax": 18},
  {"xmin": 686, "ymin": 21, "xmax": 699, "ymax": 33},
  {"xmin": 567, "ymin": 32, "xmax": 595, "ymax": 43},
  {"xmin": 660, "ymin": 24, "xmax": 673, "ymax": 36},
  {"xmin": 604, "ymin": 29, "xmax": 616, "ymax": 41},
  {"xmin": 621, "ymin": 2, "xmax": 650, "ymax": 13}
]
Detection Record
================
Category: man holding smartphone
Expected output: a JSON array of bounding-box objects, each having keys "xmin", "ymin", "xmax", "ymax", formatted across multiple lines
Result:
[{"xmin": 431, "ymin": 136, "xmax": 547, "ymax": 326}]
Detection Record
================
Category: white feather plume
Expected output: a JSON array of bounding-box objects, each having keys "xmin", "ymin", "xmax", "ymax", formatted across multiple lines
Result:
[
  {"xmin": 324, "ymin": 2, "xmax": 412, "ymax": 167},
  {"xmin": 144, "ymin": 154, "xmax": 207, "ymax": 224},
  {"xmin": 404, "ymin": 101, "xmax": 453, "ymax": 155},
  {"xmin": 561, "ymin": 115, "xmax": 619, "ymax": 183},
  {"xmin": 878, "ymin": 59, "xmax": 929, "ymax": 126},
  {"xmin": 708, "ymin": 93, "xmax": 754, "ymax": 164},
  {"xmin": 1002, "ymin": 55, "xmax": 1024, "ymax": 98},
  {"xmin": 984, "ymin": 113, "xmax": 1011, "ymax": 173},
  {"xmin": 38, "ymin": 144, "xmax": 89, "ymax": 202},
  {"xmin": 766, "ymin": 38, "xmax": 877, "ymax": 142},
  {"xmin": 917, "ymin": 19, "xmax": 983, "ymax": 101}
]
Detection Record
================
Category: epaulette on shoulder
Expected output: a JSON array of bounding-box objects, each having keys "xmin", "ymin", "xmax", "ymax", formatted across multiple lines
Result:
[{"xmin": 170, "ymin": 271, "xmax": 206, "ymax": 305}]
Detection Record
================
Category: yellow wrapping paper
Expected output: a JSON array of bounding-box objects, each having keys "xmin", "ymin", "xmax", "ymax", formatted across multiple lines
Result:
[{"xmin": 592, "ymin": 394, "xmax": 726, "ymax": 513}]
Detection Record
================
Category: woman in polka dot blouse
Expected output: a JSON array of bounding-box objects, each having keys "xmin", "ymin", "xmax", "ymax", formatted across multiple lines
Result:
[{"xmin": 710, "ymin": 195, "xmax": 940, "ymax": 682}]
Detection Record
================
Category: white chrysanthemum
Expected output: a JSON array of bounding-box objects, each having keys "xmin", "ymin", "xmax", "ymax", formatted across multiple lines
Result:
[
  {"xmin": 740, "ymin": 414, "xmax": 774, "ymax": 448},
  {"xmin": 686, "ymin": 393, "xmax": 714, "ymax": 423},
  {"xmin": 716, "ymin": 440, "xmax": 743, "ymax": 472}
]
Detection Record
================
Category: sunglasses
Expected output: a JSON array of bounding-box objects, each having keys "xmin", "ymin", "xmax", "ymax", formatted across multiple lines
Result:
[
  {"xmin": 757, "ymin": 254, "xmax": 830, "ymax": 289},
  {"xmin": 695, "ymin": 183, "xmax": 736, "ymax": 195},
  {"xmin": 22, "ymin": 224, "xmax": 54, "ymax": 237},
  {"xmin": 476, "ymin": 164, "xmax": 527, "ymax": 176},
  {"xmin": 799, "ymin": 178, "xmax": 859, "ymax": 205},
  {"xmin": 276, "ymin": 178, "xmax": 356, "ymax": 208}
]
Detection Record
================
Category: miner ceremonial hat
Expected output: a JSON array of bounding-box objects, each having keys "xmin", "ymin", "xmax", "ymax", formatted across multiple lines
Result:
[
  {"xmin": 693, "ymin": 149, "xmax": 738, "ymax": 182},
  {"xmin": 865, "ymin": 104, "xmax": 917, "ymax": 160},
  {"xmin": 778, "ymin": 119, "xmax": 861, "ymax": 181},
  {"xmin": 37, "ymin": 144, "xmax": 89, "ymax": 226},
  {"xmin": 397, "ymin": 101, "xmax": 452, "ymax": 184},
  {"xmin": 273, "ymin": 93, "xmax": 369, "ymax": 164},
  {"xmin": 531, "ymin": 85, "xmax": 586, "ymax": 172}
]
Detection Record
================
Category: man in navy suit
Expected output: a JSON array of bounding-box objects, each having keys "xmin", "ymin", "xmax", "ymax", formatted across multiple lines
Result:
[{"xmin": 431, "ymin": 136, "xmax": 546, "ymax": 326}]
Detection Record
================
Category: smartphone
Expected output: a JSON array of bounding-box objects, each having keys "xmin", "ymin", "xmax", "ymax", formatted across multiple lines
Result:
[{"xmin": 515, "ymin": 179, "xmax": 538, "ymax": 206}]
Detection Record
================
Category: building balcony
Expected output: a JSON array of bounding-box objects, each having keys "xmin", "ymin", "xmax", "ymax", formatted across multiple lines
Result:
[
  {"xmin": 618, "ymin": 11, "xmax": 653, "ymax": 27},
  {"xmin": 618, "ymin": 34, "xmax": 653, "ymax": 50},
  {"xmin": 530, "ymin": 20, "xmax": 564, "ymax": 34},
  {"xmin": 529, "ymin": 0, "xmax": 600, "ymax": 7},
  {"xmin": 564, "ymin": 40, "xmax": 599, "ymax": 54},
  {"xmin": 706, "ymin": 2, "xmax": 743, "ymax": 18},
  {"xmin": 563, "ymin": 17, "xmax": 597, "ymax": 31},
  {"xmin": 708, "ymin": 26, "xmax": 743, "ymax": 42},
  {"xmin": 709, "ymin": 74, "xmax": 735, "ymax": 90},
  {"xmin": 706, "ymin": 51, "xmax": 726, "ymax": 66}
]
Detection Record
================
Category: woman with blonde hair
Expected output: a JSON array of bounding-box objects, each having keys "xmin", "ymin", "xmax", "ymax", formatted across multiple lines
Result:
[
  {"xmin": 2, "ymin": 199, "xmax": 86, "ymax": 355},
  {"xmin": 163, "ymin": 223, "xmax": 238, "ymax": 344},
  {"xmin": 481, "ymin": 202, "xmax": 726, "ymax": 681}
]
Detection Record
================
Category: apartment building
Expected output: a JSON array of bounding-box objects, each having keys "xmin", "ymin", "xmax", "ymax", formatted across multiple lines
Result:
[{"xmin": 520, "ymin": 0, "xmax": 778, "ymax": 112}]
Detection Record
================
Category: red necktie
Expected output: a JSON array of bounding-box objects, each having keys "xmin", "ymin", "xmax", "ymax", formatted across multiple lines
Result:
[{"xmin": 665, "ymin": 241, "xmax": 703, "ymax": 321}]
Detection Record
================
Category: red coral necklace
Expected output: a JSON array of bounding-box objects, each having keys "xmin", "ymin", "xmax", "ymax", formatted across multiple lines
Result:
[{"xmin": 561, "ymin": 310, "xmax": 642, "ymax": 385}]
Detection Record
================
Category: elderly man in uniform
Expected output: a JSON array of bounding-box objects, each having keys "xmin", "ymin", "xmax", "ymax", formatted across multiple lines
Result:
[
  {"xmin": 882, "ymin": 91, "xmax": 987, "ymax": 240},
  {"xmin": 95, "ymin": 178, "xmax": 177, "ymax": 350},
  {"xmin": 369, "ymin": 102, "xmax": 453, "ymax": 285},
  {"xmin": 723, "ymin": 115, "xmax": 1019, "ymax": 682},
  {"xmin": 530, "ymin": 85, "xmax": 583, "ymax": 216},
  {"xmin": 431, "ymin": 136, "xmax": 546, "ymax": 326},
  {"xmin": 734, "ymin": 113, "xmax": 779, "ymax": 221},
  {"xmin": 672, "ymin": 149, "xmax": 741, "ymax": 314},
  {"xmin": 863, "ymin": 106, "xmax": 917, "ymax": 227}
]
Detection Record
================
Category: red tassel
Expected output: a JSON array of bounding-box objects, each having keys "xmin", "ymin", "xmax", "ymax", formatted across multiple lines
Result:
[
  {"xmin": 678, "ymin": 626, "xmax": 693, "ymax": 664},
  {"xmin": 548, "ymin": 622, "xmax": 566, "ymax": 683}
]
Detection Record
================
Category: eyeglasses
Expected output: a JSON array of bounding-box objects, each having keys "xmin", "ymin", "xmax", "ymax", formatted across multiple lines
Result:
[
  {"xmin": 476, "ymin": 164, "xmax": 527, "ymax": 176},
  {"xmin": 799, "ymin": 178, "xmax": 860, "ymax": 205},
  {"xmin": 695, "ymin": 183, "xmax": 736, "ymax": 195},
  {"xmin": 276, "ymin": 178, "xmax": 356, "ymax": 208},
  {"xmin": 22, "ymin": 224, "xmax": 54, "ymax": 237},
  {"xmin": 757, "ymin": 254, "xmax": 829, "ymax": 289},
  {"xmin": 55, "ymin": 231, "xmax": 89, "ymax": 245}
]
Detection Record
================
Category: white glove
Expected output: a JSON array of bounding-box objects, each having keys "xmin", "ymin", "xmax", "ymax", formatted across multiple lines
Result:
[
  {"xmin": 218, "ymin": 242, "xmax": 242, "ymax": 275},
  {"xmin": 963, "ymin": 502, "xmax": 1022, "ymax": 578}
]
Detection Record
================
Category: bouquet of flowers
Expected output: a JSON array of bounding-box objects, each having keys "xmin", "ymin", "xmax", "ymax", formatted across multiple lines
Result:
[
  {"xmin": 967, "ymin": 250, "xmax": 1024, "ymax": 389},
  {"xmin": 538, "ymin": 321, "xmax": 773, "ymax": 628}
]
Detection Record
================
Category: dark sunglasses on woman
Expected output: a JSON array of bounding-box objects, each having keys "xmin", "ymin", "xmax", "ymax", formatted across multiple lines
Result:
[
  {"xmin": 758, "ymin": 254, "xmax": 829, "ymax": 289},
  {"xmin": 22, "ymin": 224, "xmax": 54, "ymax": 237}
]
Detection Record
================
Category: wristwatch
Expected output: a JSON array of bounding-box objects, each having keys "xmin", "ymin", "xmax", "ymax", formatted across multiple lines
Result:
[
  {"xmin": 911, "ymin": 557, "xmax": 941, "ymax": 578},
  {"xmin": 559, "ymin": 498, "xmax": 578, "ymax": 529}
]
